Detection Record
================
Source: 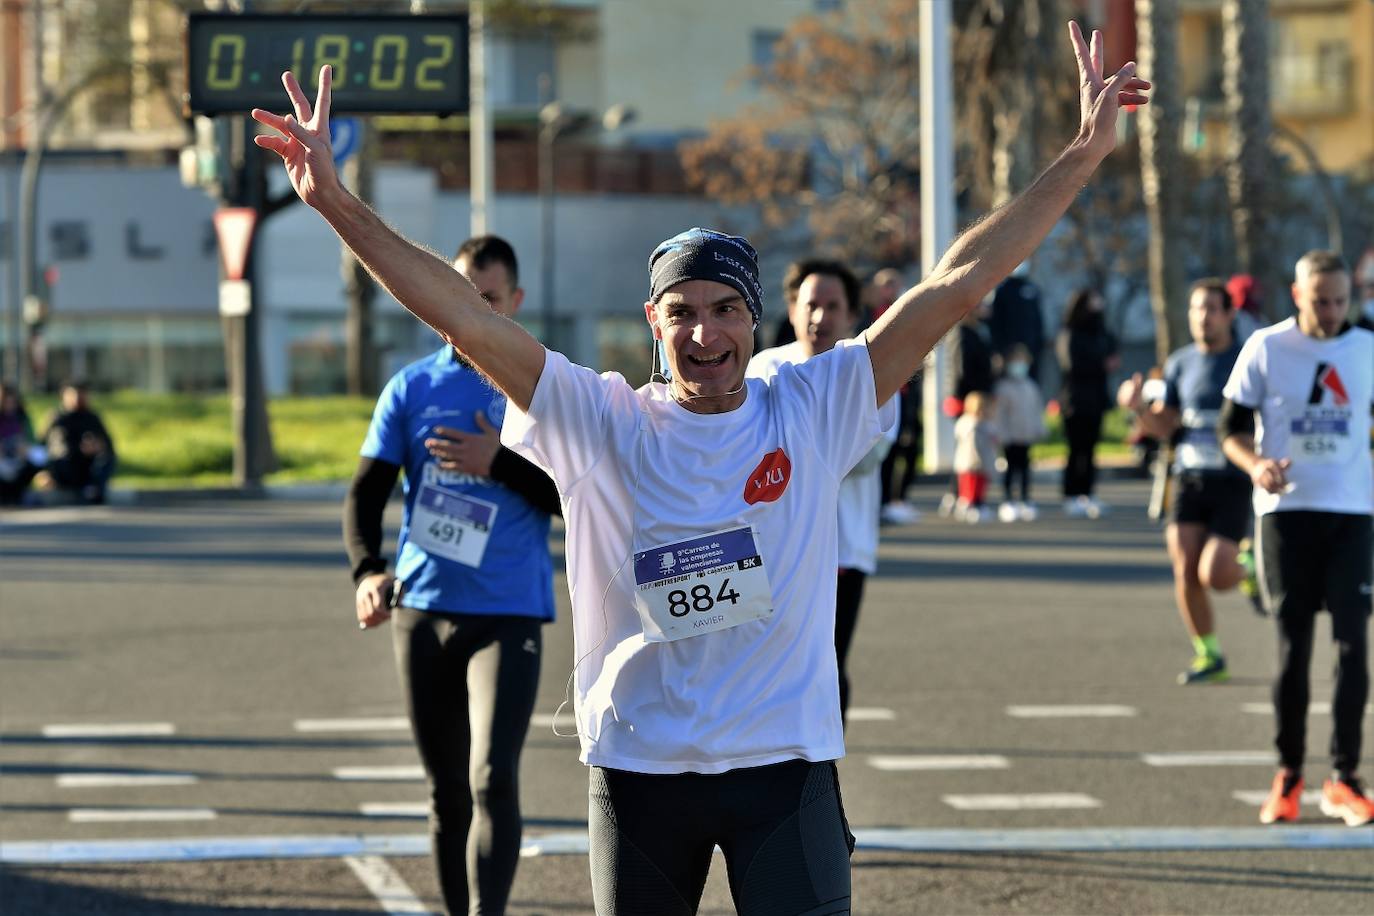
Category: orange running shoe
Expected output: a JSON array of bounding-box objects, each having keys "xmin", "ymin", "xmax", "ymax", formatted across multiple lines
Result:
[
  {"xmin": 1259, "ymin": 770, "xmax": 1302, "ymax": 824},
  {"xmin": 1320, "ymin": 775, "xmax": 1374, "ymax": 827}
]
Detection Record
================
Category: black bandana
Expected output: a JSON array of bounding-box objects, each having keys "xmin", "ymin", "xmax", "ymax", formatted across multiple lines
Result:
[{"xmin": 647, "ymin": 228, "xmax": 763, "ymax": 323}]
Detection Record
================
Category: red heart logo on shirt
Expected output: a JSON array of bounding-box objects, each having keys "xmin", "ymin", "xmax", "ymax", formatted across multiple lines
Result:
[{"xmin": 744, "ymin": 449, "xmax": 792, "ymax": 505}]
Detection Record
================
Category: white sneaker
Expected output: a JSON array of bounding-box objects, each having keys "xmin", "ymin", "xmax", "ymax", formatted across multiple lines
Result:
[
  {"xmin": 997, "ymin": 502, "xmax": 1020, "ymax": 523},
  {"xmin": 1083, "ymin": 497, "xmax": 1108, "ymax": 519},
  {"xmin": 1017, "ymin": 501, "xmax": 1039, "ymax": 522},
  {"xmin": 881, "ymin": 501, "xmax": 922, "ymax": 525},
  {"xmin": 938, "ymin": 493, "xmax": 959, "ymax": 518},
  {"xmin": 1063, "ymin": 497, "xmax": 1088, "ymax": 518},
  {"xmin": 965, "ymin": 506, "xmax": 990, "ymax": 524}
]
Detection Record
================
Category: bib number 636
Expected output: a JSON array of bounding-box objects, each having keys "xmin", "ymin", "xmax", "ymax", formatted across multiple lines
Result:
[{"xmin": 667, "ymin": 578, "xmax": 741, "ymax": 617}]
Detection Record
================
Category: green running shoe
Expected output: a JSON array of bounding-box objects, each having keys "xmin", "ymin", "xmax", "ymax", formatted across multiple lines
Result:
[
  {"xmin": 1179, "ymin": 654, "xmax": 1230, "ymax": 685},
  {"xmin": 1237, "ymin": 538, "xmax": 1267, "ymax": 617}
]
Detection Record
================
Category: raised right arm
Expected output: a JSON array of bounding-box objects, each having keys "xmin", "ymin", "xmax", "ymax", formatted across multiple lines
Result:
[{"xmin": 251, "ymin": 67, "xmax": 544, "ymax": 410}]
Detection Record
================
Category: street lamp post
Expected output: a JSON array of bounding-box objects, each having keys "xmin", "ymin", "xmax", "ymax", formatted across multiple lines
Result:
[
  {"xmin": 537, "ymin": 101, "xmax": 636, "ymax": 358},
  {"xmin": 538, "ymin": 101, "xmax": 565, "ymax": 354}
]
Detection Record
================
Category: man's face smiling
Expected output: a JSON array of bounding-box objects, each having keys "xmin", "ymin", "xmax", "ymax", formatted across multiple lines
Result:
[{"xmin": 644, "ymin": 279, "xmax": 754, "ymax": 413}]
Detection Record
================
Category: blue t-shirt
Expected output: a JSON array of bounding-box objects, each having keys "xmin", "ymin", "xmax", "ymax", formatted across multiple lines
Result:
[
  {"xmin": 361, "ymin": 348, "xmax": 555, "ymax": 620},
  {"xmin": 1163, "ymin": 341, "xmax": 1245, "ymax": 479}
]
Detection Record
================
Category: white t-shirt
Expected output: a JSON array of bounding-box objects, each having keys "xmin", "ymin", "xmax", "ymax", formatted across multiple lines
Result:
[
  {"xmin": 1223, "ymin": 318, "xmax": 1373, "ymax": 516},
  {"xmin": 747, "ymin": 341, "xmax": 897, "ymax": 574},
  {"xmin": 503, "ymin": 339, "xmax": 897, "ymax": 774}
]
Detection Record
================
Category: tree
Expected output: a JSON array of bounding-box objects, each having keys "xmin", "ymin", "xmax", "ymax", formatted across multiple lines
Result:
[
  {"xmin": 1222, "ymin": 0, "xmax": 1278, "ymax": 317},
  {"xmin": 1135, "ymin": 0, "xmax": 1187, "ymax": 362},
  {"xmin": 679, "ymin": 1, "xmax": 923, "ymax": 268}
]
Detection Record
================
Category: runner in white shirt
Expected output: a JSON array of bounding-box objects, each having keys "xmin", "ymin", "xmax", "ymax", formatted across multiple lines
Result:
[
  {"xmin": 252, "ymin": 23, "xmax": 1149, "ymax": 914},
  {"xmin": 747, "ymin": 259, "xmax": 897, "ymax": 726},
  {"xmin": 1220, "ymin": 250, "xmax": 1374, "ymax": 828}
]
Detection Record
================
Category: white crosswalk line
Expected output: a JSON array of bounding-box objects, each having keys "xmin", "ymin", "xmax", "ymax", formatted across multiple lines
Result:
[
  {"xmin": 869, "ymin": 755, "xmax": 1009, "ymax": 771},
  {"xmin": 343, "ymin": 854, "xmax": 435, "ymax": 914},
  {"xmin": 333, "ymin": 766, "xmax": 425, "ymax": 781},
  {"xmin": 1240, "ymin": 702, "xmax": 1371, "ymax": 716},
  {"xmin": 42, "ymin": 723, "xmax": 174, "ymax": 738},
  {"xmin": 1231, "ymin": 790, "xmax": 1323, "ymax": 806},
  {"xmin": 1006, "ymin": 705, "xmax": 1136, "ymax": 718},
  {"xmin": 1141, "ymin": 751, "xmax": 1273, "ymax": 767},
  {"xmin": 294, "ymin": 717, "xmax": 409, "ymax": 732},
  {"xmin": 847, "ymin": 707, "xmax": 897, "ymax": 722},
  {"xmin": 68, "ymin": 808, "xmax": 215, "ymax": 823},
  {"xmin": 1241, "ymin": 701, "xmax": 1330, "ymax": 715},
  {"xmin": 942, "ymin": 793, "xmax": 1102, "ymax": 811},
  {"xmin": 360, "ymin": 803, "xmax": 428, "ymax": 818},
  {"xmin": 57, "ymin": 773, "xmax": 196, "ymax": 788}
]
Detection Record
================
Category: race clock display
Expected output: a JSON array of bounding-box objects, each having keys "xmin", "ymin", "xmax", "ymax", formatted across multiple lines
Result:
[{"xmin": 186, "ymin": 13, "xmax": 468, "ymax": 115}]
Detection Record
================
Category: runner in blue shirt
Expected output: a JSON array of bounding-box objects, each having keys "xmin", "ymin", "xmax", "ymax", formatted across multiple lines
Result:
[
  {"xmin": 343, "ymin": 235, "xmax": 560, "ymax": 914},
  {"xmin": 1121, "ymin": 278, "xmax": 1254, "ymax": 685}
]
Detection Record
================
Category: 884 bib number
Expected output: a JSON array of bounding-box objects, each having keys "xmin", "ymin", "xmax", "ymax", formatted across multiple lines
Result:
[{"xmin": 632, "ymin": 526, "xmax": 772, "ymax": 642}]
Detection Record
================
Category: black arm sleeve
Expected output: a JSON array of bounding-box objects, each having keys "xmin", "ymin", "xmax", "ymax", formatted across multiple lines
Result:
[
  {"xmin": 1218, "ymin": 398, "xmax": 1256, "ymax": 442},
  {"xmin": 343, "ymin": 456, "xmax": 402, "ymax": 585},
  {"xmin": 489, "ymin": 447, "xmax": 562, "ymax": 517}
]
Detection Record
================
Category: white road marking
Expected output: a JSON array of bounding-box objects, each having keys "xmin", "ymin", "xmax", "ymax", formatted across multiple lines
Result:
[
  {"xmin": 333, "ymin": 766, "xmax": 425, "ymax": 781},
  {"xmin": 57, "ymin": 773, "xmax": 196, "ymax": 788},
  {"xmin": 5, "ymin": 827, "xmax": 1372, "ymax": 863},
  {"xmin": 294, "ymin": 717, "xmax": 408, "ymax": 732},
  {"xmin": 42, "ymin": 723, "xmax": 174, "ymax": 738},
  {"xmin": 68, "ymin": 808, "xmax": 215, "ymax": 823},
  {"xmin": 1141, "ymin": 751, "xmax": 1274, "ymax": 767},
  {"xmin": 529, "ymin": 713, "xmax": 565, "ymax": 728},
  {"xmin": 343, "ymin": 854, "xmax": 435, "ymax": 915},
  {"xmin": 1006, "ymin": 704, "xmax": 1136, "ymax": 718},
  {"xmin": 848, "ymin": 707, "xmax": 897, "ymax": 722},
  {"xmin": 942, "ymin": 793, "xmax": 1102, "ymax": 811},
  {"xmin": 1241, "ymin": 701, "xmax": 1329, "ymax": 715},
  {"xmin": 1231, "ymin": 790, "xmax": 1323, "ymax": 806},
  {"xmin": 868, "ymin": 754, "xmax": 1010, "ymax": 771},
  {"xmin": 360, "ymin": 803, "xmax": 428, "ymax": 818},
  {"xmin": 1240, "ymin": 702, "xmax": 1371, "ymax": 716}
]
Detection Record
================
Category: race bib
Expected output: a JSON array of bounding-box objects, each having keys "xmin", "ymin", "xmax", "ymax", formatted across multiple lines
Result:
[
  {"xmin": 1177, "ymin": 441, "xmax": 1226, "ymax": 471},
  {"xmin": 409, "ymin": 483, "xmax": 499, "ymax": 568},
  {"xmin": 1290, "ymin": 410, "xmax": 1353, "ymax": 466},
  {"xmin": 632, "ymin": 526, "xmax": 773, "ymax": 642},
  {"xmin": 1177, "ymin": 409, "xmax": 1225, "ymax": 470}
]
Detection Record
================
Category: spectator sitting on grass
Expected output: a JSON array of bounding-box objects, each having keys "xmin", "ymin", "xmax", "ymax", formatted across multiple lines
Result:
[{"xmin": 39, "ymin": 381, "xmax": 116, "ymax": 505}]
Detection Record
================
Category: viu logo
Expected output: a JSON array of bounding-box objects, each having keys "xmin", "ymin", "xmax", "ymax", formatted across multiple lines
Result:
[{"xmin": 744, "ymin": 449, "xmax": 792, "ymax": 505}]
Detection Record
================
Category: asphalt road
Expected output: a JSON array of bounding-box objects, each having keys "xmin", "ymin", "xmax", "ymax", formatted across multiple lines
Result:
[{"xmin": 2, "ymin": 476, "xmax": 1371, "ymax": 914}]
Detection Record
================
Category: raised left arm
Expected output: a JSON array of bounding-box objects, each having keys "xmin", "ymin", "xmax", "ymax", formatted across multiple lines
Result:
[{"xmin": 865, "ymin": 21, "xmax": 1150, "ymax": 406}]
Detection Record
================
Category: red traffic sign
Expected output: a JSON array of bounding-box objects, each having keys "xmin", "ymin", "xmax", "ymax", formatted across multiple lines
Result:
[{"xmin": 213, "ymin": 207, "xmax": 258, "ymax": 281}]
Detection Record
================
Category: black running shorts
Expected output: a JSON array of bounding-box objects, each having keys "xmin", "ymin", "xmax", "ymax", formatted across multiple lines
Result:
[
  {"xmin": 588, "ymin": 758, "xmax": 854, "ymax": 916},
  {"xmin": 1169, "ymin": 471, "xmax": 1252, "ymax": 543}
]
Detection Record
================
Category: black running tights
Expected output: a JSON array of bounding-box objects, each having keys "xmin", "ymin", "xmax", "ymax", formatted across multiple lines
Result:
[{"xmin": 391, "ymin": 607, "xmax": 542, "ymax": 915}]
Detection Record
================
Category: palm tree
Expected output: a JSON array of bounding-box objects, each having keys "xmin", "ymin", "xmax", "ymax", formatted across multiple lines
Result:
[
  {"xmin": 1222, "ymin": 0, "xmax": 1276, "ymax": 317},
  {"xmin": 1136, "ymin": 0, "xmax": 1187, "ymax": 363}
]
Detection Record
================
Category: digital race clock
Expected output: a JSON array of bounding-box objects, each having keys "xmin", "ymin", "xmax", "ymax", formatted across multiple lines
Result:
[{"xmin": 186, "ymin": 13, "xmax": 468, "ymax": 116}]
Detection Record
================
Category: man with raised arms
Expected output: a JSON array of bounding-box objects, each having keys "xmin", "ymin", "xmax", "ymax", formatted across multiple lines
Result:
[{"xmin": 254, "ymin": 22, "xmax": 1148, "ymax": 914}]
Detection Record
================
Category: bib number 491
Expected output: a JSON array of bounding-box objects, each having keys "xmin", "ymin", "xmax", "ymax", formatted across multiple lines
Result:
[{"xmin": 667, "ymin": 578, "xmax": 741, "ymax": 618}]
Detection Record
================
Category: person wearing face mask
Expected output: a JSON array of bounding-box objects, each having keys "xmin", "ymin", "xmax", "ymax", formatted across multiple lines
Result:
[
  {"xmin": 1220, "ymin": 250, "xmax": 1374, "ymax": 828},
  {"xmin": 747, "ymin": 258, "xmax": 897, "ymax": 725},
  {"xmin": 993, "ymin": 343, "xmax": 1047, "ymax": 521},
  {"xmin": 1355, "ymin": 248, "xmax": 1374, "ymax": 332},
  {"xmin": 1056, "ymin": 288, "xmax": 1120, "ymax": 518}
]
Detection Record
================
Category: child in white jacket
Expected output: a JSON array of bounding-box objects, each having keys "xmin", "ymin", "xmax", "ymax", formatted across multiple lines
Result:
[
  {"xmin": 993, "ymin": 343, "xmax": 1047, "ymax": 521},
  {"xmin": 953, "ymin": 391, "xmax": 999, "ymax": 523}
]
